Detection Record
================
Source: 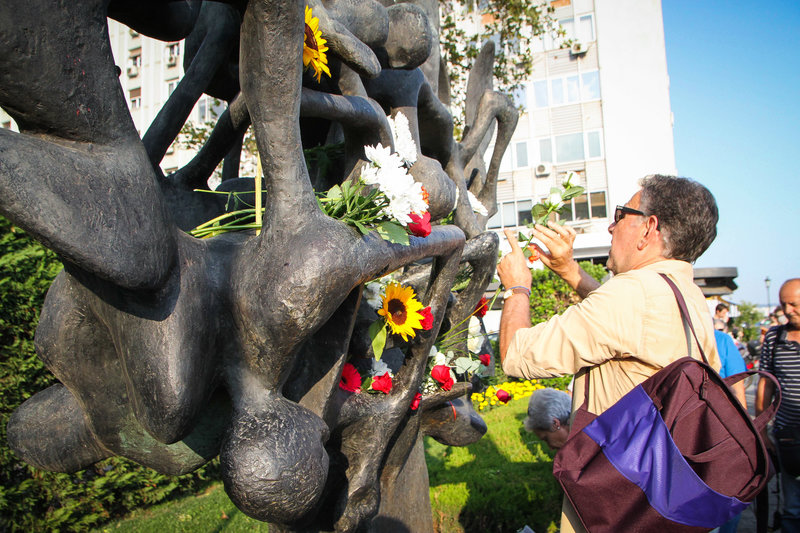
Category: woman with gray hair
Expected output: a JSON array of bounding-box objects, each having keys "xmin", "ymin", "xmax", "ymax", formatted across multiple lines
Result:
[{"xmin": 524, "ymin": 388, "xmax": 572, "ymax": 451}]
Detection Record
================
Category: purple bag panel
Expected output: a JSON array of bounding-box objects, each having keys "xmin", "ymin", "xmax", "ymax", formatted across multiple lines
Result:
[{"xmin": 582, "ymin": 385, "xmax": 749, "ymax": 528}]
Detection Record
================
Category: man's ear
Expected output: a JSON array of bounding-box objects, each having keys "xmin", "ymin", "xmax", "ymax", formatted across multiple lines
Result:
[{"xmin": 638, "ymin": 216, "xmax": 660, "ymax": 249}]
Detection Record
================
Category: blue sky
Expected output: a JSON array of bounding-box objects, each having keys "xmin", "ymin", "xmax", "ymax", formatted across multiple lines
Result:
[{"xmin": 661, "ymin": 1, "xmax": 800, "ymax": 309}]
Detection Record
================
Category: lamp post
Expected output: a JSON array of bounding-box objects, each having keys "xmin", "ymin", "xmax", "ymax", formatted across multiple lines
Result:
[{"xmin": 765, "ymin": 276, "xmax": 772, "ymax": 314}]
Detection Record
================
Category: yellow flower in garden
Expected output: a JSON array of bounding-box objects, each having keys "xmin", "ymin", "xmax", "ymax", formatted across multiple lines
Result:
[
  {"xmin": 303, "ymin": 6, "xmax": 331, "ymax": 83},
  {"xmin": 378, "ymin": 282, "xmax": 425, "ymax": 341}
]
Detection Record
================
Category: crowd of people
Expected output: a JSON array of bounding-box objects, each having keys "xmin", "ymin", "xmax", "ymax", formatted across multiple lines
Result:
[{"xmin": 496, "ymin": 174, "xmax": 799, "ymax": 532}]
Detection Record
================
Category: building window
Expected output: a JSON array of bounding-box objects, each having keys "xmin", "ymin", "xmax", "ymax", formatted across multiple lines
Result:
[
  {"xmin": 129, "ymin": 54, "xmax": 141, "ymax": 68},
  {"xmin": 560, "ymin": 14, "xmax": 595, "ymax": 43},
  {"xmin": 581, "ymin": 71, "xmax": 601, "ymax": 100},
  {"xmin": 515, "ymin": 141, "xmax": 529, "ymax": 168},
  {"xmin": 511, "ymin": 85, "xmax": 527, "ymax": 108},
  {"xmin": 538, "ymin": 130, "xmax": 603, "ymax": 164},
  {"xmin": 552, "ymin": 190, "xmax": 608, "ymax": 222},
  {"xmin": 167, "ymin": 79, "xmax": 179, "ymax": 97},
  {"xmin": 587, "ymin": 130, "xmax": 603, "ymax": 158},
  {"xmin": 555, "ymin": 133, "xmax": 584, "ymax": 163},
  {"xmin": 488, "ymin": 199, "xmax": 537, "ymax": 229},
  {"xmin": 533, "ymin": 70, "xmax": 601, "ymax": 109},
  {"xmin": 166, "ymin": 43, "xmax": 180, "ymax": 67},
  {"xmin": 129, "ymin": 87, "xmax": 141, "ymax": 110},
  {"xmin": 539, "ymin": 139, "xmax": 553, "ymax": 163}
]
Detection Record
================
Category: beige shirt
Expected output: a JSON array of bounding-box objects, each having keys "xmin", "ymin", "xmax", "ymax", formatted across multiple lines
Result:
[{"xmin": 503, "ymin": 259, "xmax": 719, "ymax": 532}]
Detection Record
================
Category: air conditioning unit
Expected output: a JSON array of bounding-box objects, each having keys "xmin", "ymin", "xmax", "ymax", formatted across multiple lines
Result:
[
  {"xmin": 166, "ymin": 55, "xmax": 178, "ymax": 67},
  {"xmin": 126, "ymin": 65, "xmax": 138, "ymax": 77},
  {"xmin": 570, "ymin": 41, "xmax": 587, "ymax": 55},
  {"xmin": 535, "ymin": 163, "xmax": 552, "ymax": 177}
]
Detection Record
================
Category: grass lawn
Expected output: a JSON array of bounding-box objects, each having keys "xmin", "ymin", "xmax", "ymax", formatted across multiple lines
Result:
[{"xmin": 94, "ymin": 395, "xmax": 562, "ymax": 533}]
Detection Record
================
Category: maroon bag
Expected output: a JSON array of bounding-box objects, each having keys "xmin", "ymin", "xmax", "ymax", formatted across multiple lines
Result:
[{"xmin": 552, "ymin": 274, "xmax": 780, "ymax": 532}]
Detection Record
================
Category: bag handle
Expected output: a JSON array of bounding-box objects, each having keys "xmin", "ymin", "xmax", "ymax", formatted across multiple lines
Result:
[{"xmin": 659, "ymin": 273, "xmax": 709, "ymax": 365}]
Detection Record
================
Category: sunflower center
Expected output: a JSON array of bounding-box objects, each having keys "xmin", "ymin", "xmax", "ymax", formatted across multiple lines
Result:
[
  {"xmin": 304, "ymin": 24, "xmax": 319, "ymax": 52},
  {"xmin": 387, "ymin": 299, "xmax": 407, "ymax": 325}
]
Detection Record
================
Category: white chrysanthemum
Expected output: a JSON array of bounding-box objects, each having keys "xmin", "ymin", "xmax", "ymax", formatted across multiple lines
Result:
[
  {"xmin": 388, "ymin": 112, "xmax": 417, "ymax": 167},
  {"xmin": 364, "ymin": 282, "xmax": 384, "ymax": 309},
  {"xmin": 467, "ymin": 190, "xmax": 488, "ymax": 216},
  {"xmin": 467, "ymin": 316, "xmax": 483, "ymax": 353},
  {"xmin": 364, "ymin": 143, "xmax": 404, "ymax": 170},
  {"xmin": 359, "ymin": 163, "xmax": 380, "ymax": 186}
]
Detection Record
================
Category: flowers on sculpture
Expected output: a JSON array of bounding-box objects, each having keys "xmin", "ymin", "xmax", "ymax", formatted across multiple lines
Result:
[
  {"xmin": 478, "ymin": 353, "xmax": 491, "ymax": 366},
  {"xmin": 467, "ymin": 190, "xmax": 488, "ymax": 216},
  {"xmin": 474, "ymin": 296, "xmax": 488, "ymax": 318},
  {"xmin": 368, "ymin": 282, "xmax": 430, "ymax": 359},
  {"xmin": 317, "ymin": 119, "xmax": 430, "ymax": 246},
  {"xmin": 378, "ymin": 282, "xmax": 427, "ymax": 341},
  {"xmin": 370, "ymin": 372, "xmax": 393, "ymax": 394},
  {"xmin": 410, "ymin": 391, "xmax": 422, "ymax": 411},
  {"xmin": 419, "ymin": 306, "xmax": 434, "ymax": 330},
  {"xmin": 408, "ymin": 211, "xmax": 431, "ymax": 238},
  {"xmin": 303, "ymin": 6, "xmax": 331, "ymax": 82},
  {"xmin": 339, "ymin": 362, "xmax": 362, "ymax": 393},
  {"xmin": 388, "ymin": 112, "xmax": 417, "ymax": 166},
  {"xmin": 431, "ymin": 364, "xmax": 454, "ymax": 391}
]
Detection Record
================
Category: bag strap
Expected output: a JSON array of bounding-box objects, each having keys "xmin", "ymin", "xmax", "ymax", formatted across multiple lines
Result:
[
  {"xmin": 659, "ymin": 273, "xmax": 709, "ymax": 365},
  {"xmin": 579, "ymin": 273, "xmax": 708, "ymax": 411}
]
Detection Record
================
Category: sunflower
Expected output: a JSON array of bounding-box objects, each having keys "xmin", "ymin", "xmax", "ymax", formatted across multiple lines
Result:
[
  {"xmin": 303, "ymin": 6, "xmax": 331, "ymax": 83},
  {"xmin": 378, "ymin": 282, "xmax": 426, "ymax": 341}
]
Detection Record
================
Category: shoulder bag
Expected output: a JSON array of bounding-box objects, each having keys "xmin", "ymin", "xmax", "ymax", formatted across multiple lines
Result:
[{"xmin": 552, "ymin": 274, "xmax": 781, "ymax": 532}]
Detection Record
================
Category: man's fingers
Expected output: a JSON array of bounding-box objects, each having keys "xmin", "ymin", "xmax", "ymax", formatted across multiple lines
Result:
[{"xmin": 503, "ymin": 228, "xmax": 523, "ymax": 253}]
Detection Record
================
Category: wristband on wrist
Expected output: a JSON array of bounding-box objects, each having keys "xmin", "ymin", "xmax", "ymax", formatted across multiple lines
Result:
[{"xmin": 503, "ymin": 285, "xmax": 531, "ymax": 299}]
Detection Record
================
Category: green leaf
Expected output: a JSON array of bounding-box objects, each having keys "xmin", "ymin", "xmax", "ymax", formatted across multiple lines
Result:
[
  {"xmin": 561, "ymin": 186, "xmax": 585, "ymax": 201},
  {"xmin": 517, "ymin": 231, "xmax": 527, "ymax": 242},
  {"xmin": 453, "ymin": 357, "xmax": 480, "ymax": 375},
  {"xmin": 326, "ymin": 184, "xmax": 342, "ymax": 201},
  {"xmin": 353, "ymin": 220, "xmax": 370, "ymax": 235},
  {"xmin": 369, "ymin": 320, "xmax": 387, "ymax": 360},
  {"xmin": 531, "ymin": 204, "xmax": 548, "ymax": 221},
  {"xmin": 376, "ymin": 221, "xmax": 410, "ymax": 246}
]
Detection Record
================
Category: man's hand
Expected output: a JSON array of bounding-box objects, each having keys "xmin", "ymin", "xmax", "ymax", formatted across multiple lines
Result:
[
  {"xmin": 498, "ymin": 229, "xmax": 532, "ymax": 291},
  {"xmin": 525, "ymin": 224, "xmax": 601, "ymax": 299}
]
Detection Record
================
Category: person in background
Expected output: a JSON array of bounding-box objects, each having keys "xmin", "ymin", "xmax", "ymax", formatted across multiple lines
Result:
[
  {"xmin": 756, "ymin": 278, "xmax": 800, "ymax": 533},
  {"xmin": 715, "ymin": 302, "xmax": 730, "ymax": 324},
  {"xmin": 497, "ymin": 175, "xmax": 720, "ymax": 533},
  {"xmin": 713, "ymin": 319, "xmax": 747, "ymax": 407},
  {"xmin": 523, "ymin": 388, "xmax": 572, "ymax": 451},
  {"xmin": 712, "ymin": 318, "xmax": 748, "ymax": 533}
]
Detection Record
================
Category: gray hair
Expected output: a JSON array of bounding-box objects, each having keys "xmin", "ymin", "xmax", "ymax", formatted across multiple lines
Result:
[
  {"xmin": 523, "ymin": 388, "xmax": 572, "ymax": 432},
  {"xmin": 639, "ymin": 175, "xmax": 718, "ymax": 263}
]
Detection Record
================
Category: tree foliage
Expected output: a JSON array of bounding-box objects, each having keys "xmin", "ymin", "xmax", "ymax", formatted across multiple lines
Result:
[
  {"xmin": 440, "ymin": 0, "xmax": 563, "ymax": 129},
  {"xmin": 732, "ymin": 301, "xmax": 764, "ymax": 343},
  {"xmin": 529, "ymin": 260, "xmax": 607, "ymax": 326}
]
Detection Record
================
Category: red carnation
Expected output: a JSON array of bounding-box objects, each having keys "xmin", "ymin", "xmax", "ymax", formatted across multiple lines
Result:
[
  {"xmin": 408, "ymin": 211, "xmax": 431, "ymax": 238},
  {"xmin": 339, "ymin": 362, "xmax": 362, "ymax": 393},
  {"xmin": 431, "ymin": 365, "xmax": 454, "ymax": 391},
  {"xmin": 419, "ymin": 306, "xmax": 434, "ymax": 330},
  {"xmin": 478, "ymin": 353, "xmax": 491, "ymax": 366},
  {"xmin": 495, "ymin": 389, "xmax": 510, "ymax": 403},
  {"xmin": 474, "ymin": 296, "xmax": 488, "ymax": 318},
  {"xmin": 371, "ymin": 372, "xmax": 393, "ymax": 394},
  {"xmin": 410, "ymin": 391, "xmax": 422, "ymax": 411}
]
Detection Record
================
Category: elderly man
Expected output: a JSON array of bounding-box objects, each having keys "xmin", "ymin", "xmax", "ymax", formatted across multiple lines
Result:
[
  {"xmin": 757, "ymin": 278, "xmax": 800, "ymax": 533},
  {"xmin": 497, "ymin": 174, "xmax": 720, "ymax": 533}
]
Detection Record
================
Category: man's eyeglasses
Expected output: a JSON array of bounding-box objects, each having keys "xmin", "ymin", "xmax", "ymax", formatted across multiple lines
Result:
[{"xmin": 613, "ymin": 205, "xmax": 646, "ymax": 224}]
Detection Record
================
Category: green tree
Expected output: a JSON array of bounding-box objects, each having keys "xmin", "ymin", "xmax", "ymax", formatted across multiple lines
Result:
[
  {"xmin": 529, "ymin": 260, "xmax": 607, "ymax": 326},
  {"xmin": 732, "ymin": 301, "xmax": 764, "ymax": 342}
]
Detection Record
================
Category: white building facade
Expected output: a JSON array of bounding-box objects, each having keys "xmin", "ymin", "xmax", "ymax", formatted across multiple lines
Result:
[{"xmin": 487, "ymin": 0, "xmax": 676, "ymax": 262}]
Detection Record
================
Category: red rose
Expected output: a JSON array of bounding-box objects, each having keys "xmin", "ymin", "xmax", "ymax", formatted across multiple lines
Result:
[
  {"xmin": 339, "ymin": 362, "xmax": 362, "ymax": 393},
  {"xmin": 431, "ymin": 365, "xmax": 454, "ymax": 391},
  {"xmin": 371, "ymin": 372, "xmax": 393, "ymax": 394},
  {"xmin": 419, "ymin": 306, "xmax": 434, "ymax": 330},
  {"xmin": 474, "ymin": 296, "xmax": 488, "ymax": 317},
  {"xmin": 495, "ymin": 389, "xmax": 510, "ymax": 403},
  {"xmin": 410, "ymin": 391, "xmax": 422, "ymax": 411},
  {"xmin": 408, "ymin": 211, "xmax": 431, "ymax": 238},
  {"xmin": 478, "ymin": 353, "xmax": 491, "ymax": 366}
]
